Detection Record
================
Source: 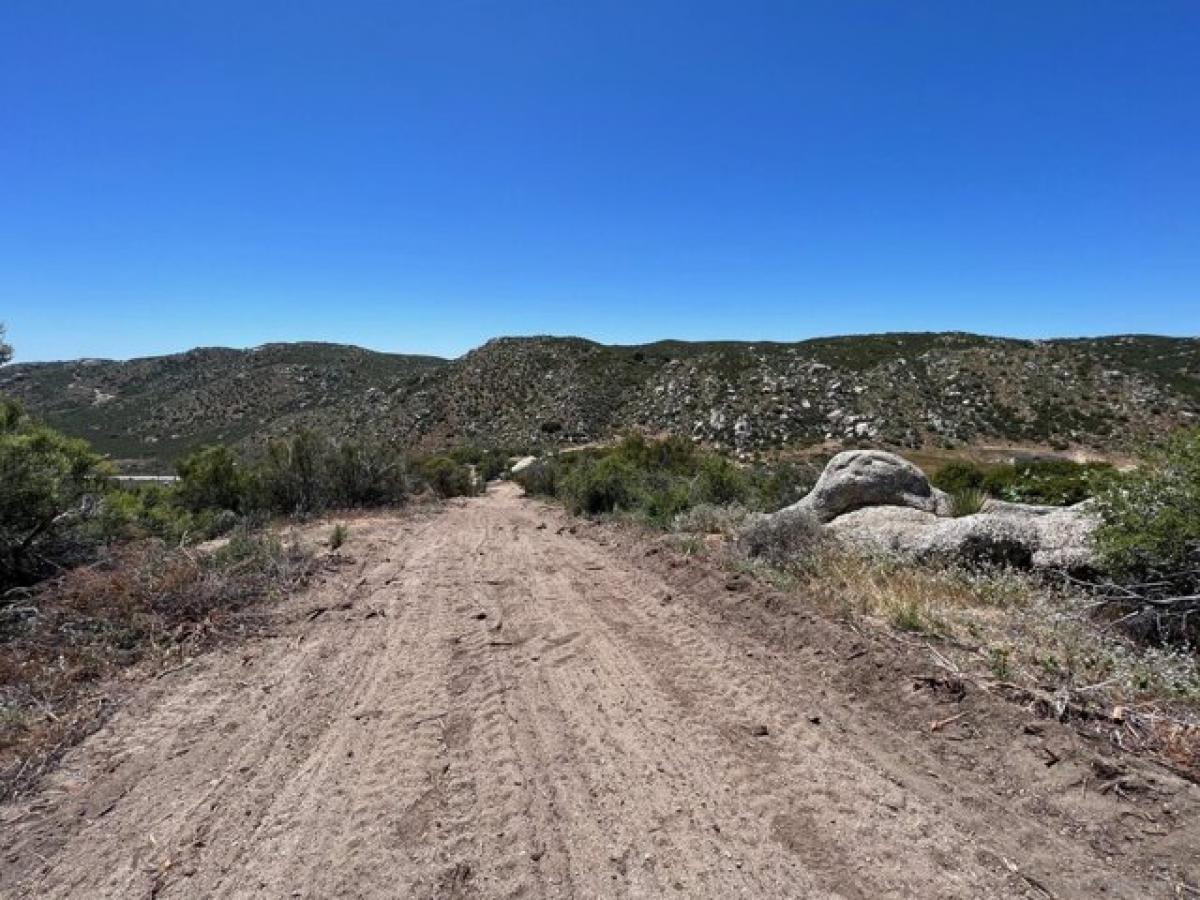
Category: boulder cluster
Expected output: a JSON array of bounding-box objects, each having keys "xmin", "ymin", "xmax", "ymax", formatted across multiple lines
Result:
[{"xmin": 743, "ymin": 450, "xmax": 1098, "ymax": 571}]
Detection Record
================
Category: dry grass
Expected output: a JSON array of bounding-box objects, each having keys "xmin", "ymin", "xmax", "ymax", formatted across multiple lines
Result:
[
  {"xmin": 0, "ymin": 532, "xmax": 312, "ymax": 801},
  {"xmin": 671, "ymin": 503, "xmax": 752, "ymax": 536},
  {"xmin": 794, "ymin": 550, "xmax": 1200, "ymax": 704},
  {"xmin": 793, "ymin": 550, "xmax": 1027, "ymax": 632}
]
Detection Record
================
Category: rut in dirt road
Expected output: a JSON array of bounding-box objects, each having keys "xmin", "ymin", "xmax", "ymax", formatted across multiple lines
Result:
[{"xmin": 2, "ymin": 483, "xmax": 1198, "ymax": 899}]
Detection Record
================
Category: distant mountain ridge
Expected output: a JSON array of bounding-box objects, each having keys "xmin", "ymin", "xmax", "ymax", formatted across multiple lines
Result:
[{"xmin": 2, "ymin": 333, "xmax": 1197, "ymax": 469}]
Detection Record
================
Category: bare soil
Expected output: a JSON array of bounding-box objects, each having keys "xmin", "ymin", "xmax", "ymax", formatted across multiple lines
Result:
[{"xmin": 1, "ymin": 484, "xmax": 1197, "ymax": 898}]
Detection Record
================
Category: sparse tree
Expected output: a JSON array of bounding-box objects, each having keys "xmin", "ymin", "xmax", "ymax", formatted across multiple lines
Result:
[{"xmin": 0, "ymin": 324, "xmax": 11, "ymax": 366}]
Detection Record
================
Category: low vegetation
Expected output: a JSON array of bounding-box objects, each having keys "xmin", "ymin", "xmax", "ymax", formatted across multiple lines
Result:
[
  {"xmin": 1088, "ymin": 427, "xmax": 1200, "ymax": 646},
  {"xmin": 1093, "ymin": 428, "xmax": 1200, "ymax": 583},
  {"xmin": 947, "ymin": 487, "xmax": 988, "ymax": 517},
  {"xmin": 329, "ymin": 522, "xmax": 349, "ymax": 550},
  {"xmin": 448, "ymin": 445, "xmax": 511, "ymax": 483},
  {"xmin": 513, "ymin": 433, "xmax": 819, "ymax": 526},
  {"xmin": 1, "ymin": 419, "xmax": 481, "ymax": 594},
  {"xmin": 931, "ymin": 457, "xmax": 1114, "ymax": 506}
]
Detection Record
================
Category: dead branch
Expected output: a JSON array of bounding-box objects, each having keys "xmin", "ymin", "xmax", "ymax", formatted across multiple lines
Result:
[{"xmin": 929, "ymin": 712, "xmax": 968, "ymax": 732}]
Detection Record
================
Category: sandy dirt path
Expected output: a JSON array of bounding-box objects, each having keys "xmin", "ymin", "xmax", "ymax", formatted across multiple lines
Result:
[{"xmin": 2, "ymin": 483, "xmax": 1197, "ymax": 898}]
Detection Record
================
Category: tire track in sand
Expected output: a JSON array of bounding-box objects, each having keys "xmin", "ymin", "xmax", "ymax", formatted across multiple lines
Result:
[{"xmin": 1, "ymin": 489, "xmax": 1197, "ymax": 899}]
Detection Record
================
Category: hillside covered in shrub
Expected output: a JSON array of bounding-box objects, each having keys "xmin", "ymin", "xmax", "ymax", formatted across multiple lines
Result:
[{"xmin": 2, "ymin": 332, "xmax": 1197, "ymax": 469}]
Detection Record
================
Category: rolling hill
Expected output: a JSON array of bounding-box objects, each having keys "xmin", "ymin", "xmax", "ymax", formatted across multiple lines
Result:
[{"xmin": 2, "ymin": 333, "xmax": 1197, "ymax": 470}]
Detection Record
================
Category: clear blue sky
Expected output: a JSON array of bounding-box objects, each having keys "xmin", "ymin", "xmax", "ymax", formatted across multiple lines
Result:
[{"xmin": 2, "ymin": 1, "xmax": 1197, "ymax": 362}]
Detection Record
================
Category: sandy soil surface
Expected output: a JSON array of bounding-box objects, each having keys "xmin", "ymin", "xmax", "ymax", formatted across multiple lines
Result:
[{"xmin": 1, "ymin": 483, "xmax": 1197, "ymax": 898}]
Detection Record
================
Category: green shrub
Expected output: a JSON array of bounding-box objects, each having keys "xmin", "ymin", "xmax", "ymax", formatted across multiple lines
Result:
[
  {"xmin": 1001, "ymin": 459, "xmax": 1114, "ymax": 505},
  {"xmin": 693, "ymin": 455, "xmax": 751, "ymax": 507},
  {"xmin": 449, "ymin": 446, "xmax": 510, "ymax": 483},
  {"xmin": 748, "ymin": 460, "xmax": 821, "ymax": 513},
  {"xmin": 512, "ymin": 457, "xmax": 561, "ymax": 497},
  {"xmin": 932, "ymin": 458, "xmax": 1112, "ymax": 506},
  {"xmin": 988, "ymin": 645, "xmax": 1013, "ymax": 679},
  {"xmin": 1093, "ymin": 428, "xmax": 1200, "ymax": 583},
  {"xmin": 613, "ymin": 432, "xmax": 696, "ymax": 475},
  {"xmin": 416, "ymin": 455, "xmax": 475, "ymax": 499},
  {"xmin": 255, "ymin": 429, "xmax": 327, "ymax": 515},
  {"xmin": 0, "ymin": 399, "xmax": 112, "ymax": 587},
  {"xmin": 324, "ymin": 440, "xmax": 409, "ymax": 507},
  {"xmin": 640, "ymin": 473, "xmax": 692, "ymax": 525},
  {"xmin": 561, "ymin": 455, "xmax": 643, "ymax": 515},
  {"xmin": 177, "ymin": 445, "xmax": 248, "ymax": 513},
  {"xmin": 510, "ymin": 434, "xmax": 826, "ymax": 530},
  {"xmin": 477, "ymin": 450, "xmax": 509, "ymax": 483},
  {"xmin": 889, "ymin": 598, "xmax": 931, "ymax": 634},
  {"xmin": 931, "ymin": 461, "xmax": 986, "ymax": 495},
  {"xmin": 90, "ymin": 484, "xmax": 210, "ymax": 546},
  {"xmin": 949, "ymin": 488, "xmax": 988, "ymax": 517},
  {"xmin": 515, "ymin": 434, "xmax": 822, "ymax": 527},
  {"xmin": 249, "ymin": 431, "xmax": 409, "ymax": 514},
  {"xmin": 329, "ymin": 523, "xmax": 348, "ymax": 550}
]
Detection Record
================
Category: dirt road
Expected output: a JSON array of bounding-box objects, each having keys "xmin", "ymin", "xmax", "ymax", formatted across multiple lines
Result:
[{"xmin": 2, "ymin": 484, "xmax": 1197, "ymax": 898}]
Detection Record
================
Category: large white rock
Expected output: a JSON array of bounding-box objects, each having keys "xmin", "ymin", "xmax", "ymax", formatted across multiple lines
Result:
[
  {"xmin": 785, "ymin": 449, "xmax": 953, "ymax": 523},
  {"xmin": 510, "ymin": 455, "xmax": 538, "ymax": 474},
  {"xmin": 744, "ymin": 452, "xmax": 1099, "ymax": 571},
  {"xmin": 980, "ymin": 498, "xmax": 1100, "ymax": 569},
  {"xmin": 824, "ymin": 502, "xmax": 1098, "ymax": 570}
]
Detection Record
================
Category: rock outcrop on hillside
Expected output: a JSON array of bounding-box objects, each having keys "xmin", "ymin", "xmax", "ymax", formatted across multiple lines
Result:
[{"xmin": 742, "ymin": 450, "xmax": 1099, "ymax": 571}]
